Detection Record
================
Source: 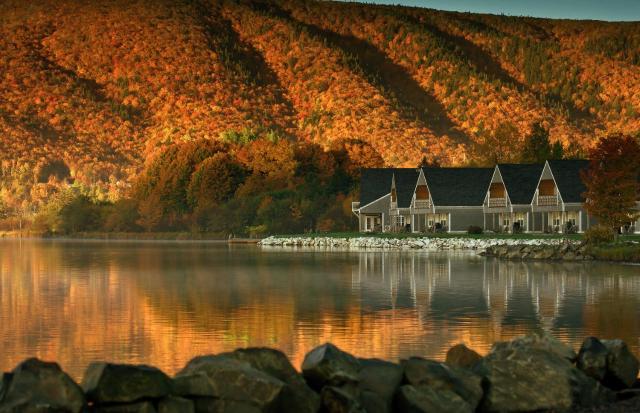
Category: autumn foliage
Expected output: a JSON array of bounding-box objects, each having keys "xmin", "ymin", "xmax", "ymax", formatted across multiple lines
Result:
[
  {"xmin": 582, "ymin": 135, "xmax": 640, "ymax": 230},
  {"xmin": 0, "ymin": 0, "xmax": 639, "ymax": 232}
]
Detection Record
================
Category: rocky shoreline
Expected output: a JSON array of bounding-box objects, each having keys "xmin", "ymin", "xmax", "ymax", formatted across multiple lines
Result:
[
  {"xmin": 1, "ymin": 334, "xmax": 638, "ymax": 412},
  {"xmin": 259, "ymin": 235, "xmax": 575, "ymax": 251},
  {"xmin": 481, "ymin": 242, "xmax": 595, "ymax": 261}
]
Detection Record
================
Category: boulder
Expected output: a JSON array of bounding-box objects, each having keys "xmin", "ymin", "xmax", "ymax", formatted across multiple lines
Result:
[
  {"xmin": 172, "ymin": 372, "xmax": 216, "ymax": 397},
  {"xmin": 0, "ymin": 358, "xmax": 85, "ymax": 413},
  {"xmin": 320, "ymin": 386, "xmax": 365, "ymax": 413},
  {"xmin": 82, "ymin": 363, "xmax": 172, "ymax": 404},
  {"xmin": 221, "ymin": 348, "xmax": 319, "ymax": 413},
  {"xmin": 158, "ymin": 396, "xmax": 194, "ymax": 413},
  {"xmin": 473, "ymin": 345, "xmax": 613, "ymax": 412},
  {"xmin": 401, "ymin": 357, "xmax": 482, "ymax": 411},
  {"xmin": 301, "ymin": 344, "xmax": 361, "ymax": 391},
  {"xmin": 602, "ymin": 339, "xmax": 640, "ymax": 389},
  {"xmin": 446, "ymin": 344, "xmax": 482, "ymax": 369},
  {"xmin": 177, "ymin": 355, "xmax": 285, "ymax": 412},
  {"xmin": 192, "ymin": 397, "xmax": 262, "ymax": 413},
  {"xmin": 393, "ymin": 385, "xmax": 472, "ymax": 413},
  {"xmin": 491, "ymin": 332, "xmax": 577, "ymax": 362},
  {"xmin": 577, "ymin": 337, "xmax": 608, "ymax": 381},
  {"xmin": 356, "ymin": 359, "xmax": 403, "ymax": 413},
  {"xmin": 93, "ymin": 402, "xmax": 156, "ymax": 413}
]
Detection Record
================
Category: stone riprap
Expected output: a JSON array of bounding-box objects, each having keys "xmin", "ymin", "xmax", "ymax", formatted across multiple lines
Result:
[
  {"xmin": 0, "ymin": 334, "xmax": 638, "ymax": 413},
  {"xmin": 481, "ymin": 242, "xmax": 594, "ymax": 261},
  {"xmin": 259, "ymin": 236, "xmax": 576, "ymax": 251}
]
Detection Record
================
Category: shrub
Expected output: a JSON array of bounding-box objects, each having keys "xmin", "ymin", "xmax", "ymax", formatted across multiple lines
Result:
[
  {"xmin": 467, "ymin": 225, "xmax": 483, "ymax": 234},
  {"xmin": 584, "ymin": 225, "xmax": 615, "ymax": 245}
]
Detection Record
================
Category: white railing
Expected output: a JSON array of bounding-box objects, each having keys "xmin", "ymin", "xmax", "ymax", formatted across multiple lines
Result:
[
  {"xmin": 488, "ymin": 197, "xmax": 506, "ymax": 208},
  {"xmin": 351, "ymin": 202, "xmax": 360, "ymax": 212},
  {"xmin": 413, "ymin": 199, "xmax": 431, "ymax": 210},
  {"xmin": 537, "ymin": 195, "xmax": 559, "ymax": 206}
]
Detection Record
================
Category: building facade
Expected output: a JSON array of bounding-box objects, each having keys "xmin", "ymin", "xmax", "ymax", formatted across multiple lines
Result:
[{"xmin": 353, "ymin": 159, "xmax": 638, "ymax": 234}]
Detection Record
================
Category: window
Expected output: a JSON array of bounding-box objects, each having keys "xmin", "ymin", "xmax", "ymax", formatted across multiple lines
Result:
[{"xmin": 396, "ymin": 216, "xmax": 405, "ymax": 227}]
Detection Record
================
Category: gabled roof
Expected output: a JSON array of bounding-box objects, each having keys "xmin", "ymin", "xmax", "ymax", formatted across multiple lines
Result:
[
  {"xmin": 422, "ymin": 167, "xmax": 494, "ymax": 206},
  {"xmin": 358, "ymin": 168, "xmax": 395, "ymax": 207},
  {"xmin": 497, "ymin": 163, "xmax": 544, "ymax": 205},
  {"xmin": 547, "ymin": 160, "xmax": 589, "ymax": 203},
  {"xmin": 393, "ymin": 168, "xmax": 420, "ymax": 208}
]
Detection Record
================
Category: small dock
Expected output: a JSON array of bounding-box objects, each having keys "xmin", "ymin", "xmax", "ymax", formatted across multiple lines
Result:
[{"xmin": 227, "ymin": 238, "xmax": 261, "ymax": 244}]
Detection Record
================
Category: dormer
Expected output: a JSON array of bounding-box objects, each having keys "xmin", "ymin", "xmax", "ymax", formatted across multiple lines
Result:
[
  {"xmin": 412, "ymin": 169, "xmax": 432, "ymax": 211},
  {"xmin": 484, "ymin": 166, "xmax": 509, "ymax": 209},
  {"xmin": 533, "ymin": 163, "xmax": 560, "ymax": 207}
]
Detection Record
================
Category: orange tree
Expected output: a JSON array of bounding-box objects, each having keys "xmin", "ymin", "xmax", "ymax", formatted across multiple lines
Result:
[{"xmin": 582, "ymin": 135, "xmax": 640, "ymax": 231}]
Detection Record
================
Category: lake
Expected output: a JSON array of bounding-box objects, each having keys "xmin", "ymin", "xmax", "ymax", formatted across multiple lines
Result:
[{"xmin": 1, "ymin": 239, "xmax": 639, "ymax": 380}]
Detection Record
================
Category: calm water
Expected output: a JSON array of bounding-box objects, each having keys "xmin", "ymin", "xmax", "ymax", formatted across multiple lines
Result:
[{"xmin": 1, "ymin": 239, "xmax": 639, "ymax": 379}]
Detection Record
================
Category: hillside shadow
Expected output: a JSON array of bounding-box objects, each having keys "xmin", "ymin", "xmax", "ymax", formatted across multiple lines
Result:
[
  {"xmin": 259, "ymin": 3, "xmax": 471, "ymax": 146},
  {"xmin": 198, "ymin": 3, "xmax": 299, "ymax": 137},
  {"xmin": 404, "ymin": 14, "xmax": 598, "ymax": 128}
]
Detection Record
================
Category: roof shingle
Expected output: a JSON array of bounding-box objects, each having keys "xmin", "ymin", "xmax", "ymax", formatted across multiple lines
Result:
[
  {"xmin": 422, "ymin": 167, "xmax": 494, "ymax": 206},
  {"xmin": 497, "ymin": 163, "xmax": 544, "ymax": 205}
]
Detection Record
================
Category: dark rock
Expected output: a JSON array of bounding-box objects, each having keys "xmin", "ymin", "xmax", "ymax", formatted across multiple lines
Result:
[
  {"xmin": 171, "ymin": 372, "xmax": 216, "ymax": 398},
  {"xmin": 473, "ymin": 344, "xmax": 614, "ymax": 412},
  {"xmin": 158, "ymin": 396, "xmax": 194, "ymax": 413},
  {"xmin": 94, "ymin": 402, "xmax": 156, "ymax": 413},
  {"xmin": 602, "ymin": 339, "xmax": 640, "ymax": 389},
  {"xmin": 393, "ymin": 384, "xmax": 472, "ymax": 413},
  {"xmin": 177, "ymin": 355, "xmax": 284, "ymax": 412},
  {"xmin": 222, "ymin": 348, "xmax": 319, "ymax": 413},
  {"xmin": 0, "ymin": 358, "xmax": 85, "ymax": 413},
  {"xmin": 82, "ymin": 363, "xmax": 171, "ymax": 404},
  {"xmin": 491, "ymin": 332, "xmax": 577, "ymax": 361},
  {"xmin": 577, "ymin": 337, "xmax": 608, "ymax": 381},
  {"xmin": 301, "ymin": 343, "xmax": 361, "ymax": 392},
  {"xmin": 320, "ymin": 386, "xmax": 365, "ymax": 413},
  {"xmin": 193, "ymin": 397, "xmax": 261, "ymax": 413},
  {"xmin": 446, "ymin": 344, "xmax": 482, "ymax": 369},
  {"xmin": 356, "ymin": 359, "xmax": 403, "ymax": 413},
  {"xmin": 401, "ymin": 357, "xmax": 482, "ymax": 410}
]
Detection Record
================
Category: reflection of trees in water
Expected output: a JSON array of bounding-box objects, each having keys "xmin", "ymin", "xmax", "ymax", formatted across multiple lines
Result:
[{"xmin": 1, "ymin": 241, "xmax": 640, "ymax": 380}]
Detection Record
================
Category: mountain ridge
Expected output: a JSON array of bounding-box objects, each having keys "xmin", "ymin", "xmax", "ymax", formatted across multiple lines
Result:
[{"xmin": 0, "ymin": 0, "xmax": 638, "ymax": 202}]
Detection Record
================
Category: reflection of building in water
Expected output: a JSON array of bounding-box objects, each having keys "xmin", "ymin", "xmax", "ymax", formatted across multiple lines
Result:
[{"xmin": 353, "ymin": 252, "xmax": 640, "ymax": 359}]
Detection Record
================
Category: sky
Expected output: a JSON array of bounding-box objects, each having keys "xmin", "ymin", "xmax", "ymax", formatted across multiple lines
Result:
[{"xmin": 341, "ymin": 0, "xmax": 640, "ymax": 21}]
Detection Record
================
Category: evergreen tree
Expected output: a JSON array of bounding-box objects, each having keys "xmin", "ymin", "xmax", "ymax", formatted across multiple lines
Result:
[{"xmin": 521, "ymin": 122, "xmax": 555, "ymax": 163}]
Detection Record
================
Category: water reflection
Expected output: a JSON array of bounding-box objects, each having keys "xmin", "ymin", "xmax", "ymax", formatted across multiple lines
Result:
[{"xmin": 1, "ymin": 240, "xmax": 639, "ymax": 379}]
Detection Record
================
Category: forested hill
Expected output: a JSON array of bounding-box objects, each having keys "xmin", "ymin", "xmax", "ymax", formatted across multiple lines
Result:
[{"xmin": 1, "ymin": 0, "xmax": 639, "ymax": 194}]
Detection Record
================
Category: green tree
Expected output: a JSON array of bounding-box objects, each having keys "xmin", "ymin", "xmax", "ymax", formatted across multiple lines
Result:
[
  {"xmin": 521, "ymin": 122, "xmax": 556, "ymax": 163},
  {"xmin": 186, "ymin": 153, "xmax": 246, "ymax": 210},
  {"xmin": 582, "ymin": 134, "xmax": 640, "ymax": 232}
]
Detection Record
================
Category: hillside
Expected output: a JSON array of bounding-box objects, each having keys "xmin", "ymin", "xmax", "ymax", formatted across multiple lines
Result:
[{"xmin": 0, "ymin": 0, "xmax": 639, "ymax": 202}]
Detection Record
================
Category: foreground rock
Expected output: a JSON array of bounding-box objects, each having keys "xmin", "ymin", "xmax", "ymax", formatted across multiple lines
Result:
[
  {"xmin": 301, "ymin": 343, "xmax": 361, "ymax": 392},
  {"xmin": 473, "ymin": 340, "xmax": 613, "ymax": 412},
  {"xmin": 402, "ymin": 357, "xmax": 482, "ymax": 412},
  {"xmin": 1, "ymin": 335, "xmax": 639, "ymax": 413},
  {"xmin": 177, "ymin": 355, "xmax": 285, "ymax": 412},
  {"xmin": 445, "ymin": 344, "xmax": 482, "ymax": 369},
  {"xmin": 0, "ymin": 358, "xmax": 85, "ymax": 413},
  {"xmin": 221, "ymin": 348, "xmax": 319, "ymax": 413},
  {"xmin": 82, "ymin": 363, "xmax": 172, "ymax": 404}
]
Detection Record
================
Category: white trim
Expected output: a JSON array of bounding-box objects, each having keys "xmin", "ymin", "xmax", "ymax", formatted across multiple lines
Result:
[{"xmin": 531, "ymin": 161, "xmax": 564, "ymax": 208}]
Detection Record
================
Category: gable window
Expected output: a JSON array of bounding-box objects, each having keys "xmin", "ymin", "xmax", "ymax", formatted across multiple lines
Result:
[
  {"xmin": 415, "ymin": 185, "xmax": 429, "ymax": 200},
  {"xmin": 538, "ymin": 180, "xmax": 556, "ymax": 196},
  {"xmin": 490, "ymin": 183, "xmax": 505, "ymax": 198}
]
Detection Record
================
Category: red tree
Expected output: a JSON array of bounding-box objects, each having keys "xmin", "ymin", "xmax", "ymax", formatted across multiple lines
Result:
[{"xmin": 582, "ymin": 135, "xmax": 640, "ymax": 231}]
